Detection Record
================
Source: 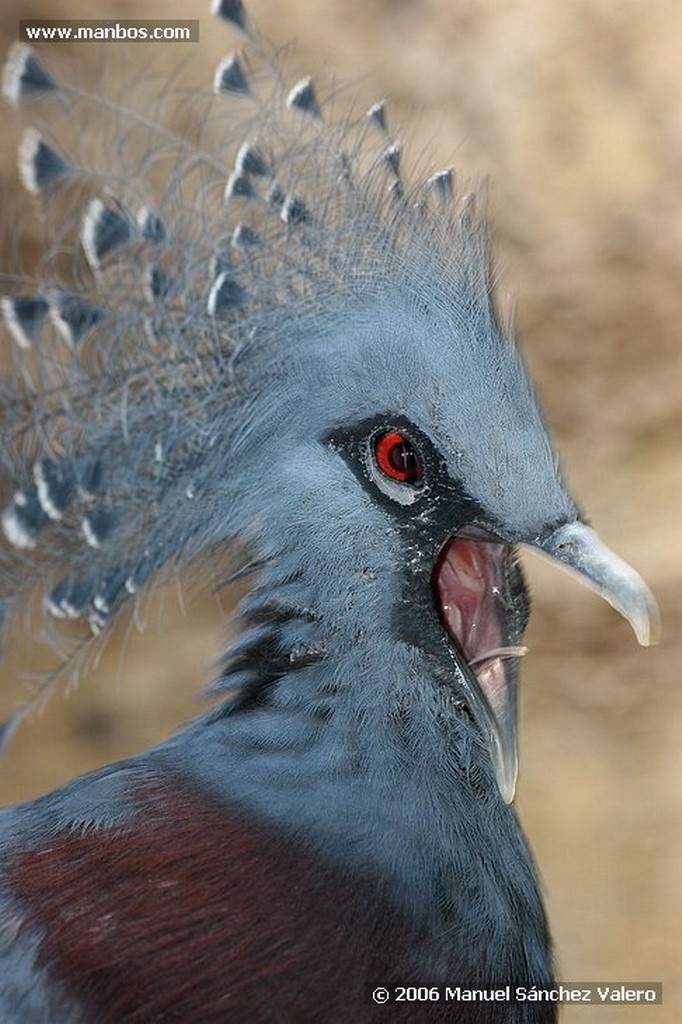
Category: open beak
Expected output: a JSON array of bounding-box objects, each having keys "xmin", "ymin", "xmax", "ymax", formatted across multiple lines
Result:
[
  {"xmin": 435, "ymin": 536, "xmax": 524, "ymax": 805},
  {"xmin": 435, "ymin": 519, "xmax": 659, "ymax": 805}
]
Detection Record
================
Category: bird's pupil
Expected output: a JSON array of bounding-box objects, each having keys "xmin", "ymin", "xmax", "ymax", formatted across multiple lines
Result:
[{"xmin": 390, "ymin": 441, "xmax": 414, "ymax": 474}]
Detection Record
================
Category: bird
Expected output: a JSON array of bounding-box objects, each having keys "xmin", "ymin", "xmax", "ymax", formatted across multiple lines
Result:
[{"xmin": 0, "ymin": 1, "xmax": 659, "ymax": 1021}]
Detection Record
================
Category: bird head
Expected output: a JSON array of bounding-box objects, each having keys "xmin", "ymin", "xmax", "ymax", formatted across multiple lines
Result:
[{"xmin": 216, "ymin": 238, "xmax": 658, "ymax": 804}]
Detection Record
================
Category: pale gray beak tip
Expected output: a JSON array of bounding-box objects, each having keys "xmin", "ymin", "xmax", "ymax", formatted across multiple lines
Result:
[{"xmin": 534, "ymin": 521, "xmax": 661, "ymax": 648}]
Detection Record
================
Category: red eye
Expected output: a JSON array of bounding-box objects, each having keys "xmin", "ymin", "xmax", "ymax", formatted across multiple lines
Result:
[{"xmin": 374, "ymin": 431, "xmax": 423, "ymax": 484}]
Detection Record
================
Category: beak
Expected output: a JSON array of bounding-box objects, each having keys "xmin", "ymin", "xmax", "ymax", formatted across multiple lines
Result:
[
  {"xmin": 532, "ymin": 521, "xmax": 660, "ymax": 647},
  {"xmin": 462, "ymin": 659, "xmax": 519, "ymax": 806},
  {"xmin": 436, "ymin": 520, "xmax": 659, "ymax": 807}
]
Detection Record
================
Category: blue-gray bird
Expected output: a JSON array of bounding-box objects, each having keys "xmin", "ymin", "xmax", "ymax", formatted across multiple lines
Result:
[{"xmin": 0, "ymin": 2, "xmax": 659, "ymax": 1021}]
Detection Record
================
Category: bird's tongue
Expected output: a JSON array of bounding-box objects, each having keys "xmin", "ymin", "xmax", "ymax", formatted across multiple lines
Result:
[{"xmin": 434, "ymin": 536, "xmax": 523, "ymax": 801}]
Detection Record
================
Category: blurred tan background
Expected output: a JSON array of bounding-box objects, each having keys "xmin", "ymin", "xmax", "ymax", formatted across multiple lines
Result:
[{"xmin": 0, "ymin": 1, "xmax": 680, "ymax": 1021}]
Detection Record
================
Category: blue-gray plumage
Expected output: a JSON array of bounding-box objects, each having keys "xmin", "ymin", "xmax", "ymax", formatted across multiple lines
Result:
[{"xmin": 0, "ymin": 3, "xmax": 659, "ymax": 1022}]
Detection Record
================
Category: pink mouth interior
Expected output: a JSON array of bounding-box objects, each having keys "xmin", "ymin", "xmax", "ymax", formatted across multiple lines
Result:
[{"xmin": 434, "ymin": 537, "xmax": 521, "ymax": 720}]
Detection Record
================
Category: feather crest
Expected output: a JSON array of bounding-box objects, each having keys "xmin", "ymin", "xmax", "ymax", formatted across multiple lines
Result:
[{"xmin": 0, "ymin": 10, "xmax": 495, "ymax": 713}]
